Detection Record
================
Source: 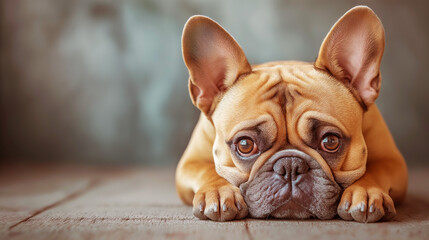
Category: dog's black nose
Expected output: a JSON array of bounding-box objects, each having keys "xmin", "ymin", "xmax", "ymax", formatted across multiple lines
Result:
[{"xmin": 273, "ymin": 157, "xmax": 309, "ymax": 180}]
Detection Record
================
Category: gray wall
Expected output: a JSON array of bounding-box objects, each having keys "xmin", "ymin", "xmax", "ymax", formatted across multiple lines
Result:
[{"xmin": 0, "ymin": 0, "xmax": 428, "ymax": 167}]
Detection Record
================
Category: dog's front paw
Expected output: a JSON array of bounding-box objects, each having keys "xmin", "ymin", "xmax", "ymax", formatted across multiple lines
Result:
[
  {"xmin": 192, "ymin": 183, "xmax": 248, "ymax": 221},
  {"xmin": 338, "ymin": 185, "xmax": 396, "ymax": 222}
]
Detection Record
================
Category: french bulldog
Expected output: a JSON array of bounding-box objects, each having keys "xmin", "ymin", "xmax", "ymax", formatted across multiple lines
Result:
[{"xmin": 176, "ymin": 6, "xmax": 408, "ymax": 222}]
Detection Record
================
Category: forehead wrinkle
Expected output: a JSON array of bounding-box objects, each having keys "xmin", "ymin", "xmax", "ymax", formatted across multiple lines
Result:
[
  {"xmin": 280, "ymin": 66, "xmax": 315, "ymax": 114},
  {"xmin": 257, "ymin": 70, "xmax": 283, "ymax": 99},
  {"xmin": 226, "ymin": 114, "xmax": 274, "ymax": 141},
  {"xmin": 279, "ymin": 65, "xmax": 313, "ymax": 87},
  {"xmin": 213, "ymin": 70, "xmax": 286, "ymax": 140},
  {"xmin": 240, "ymin": 69, "xmax": 286, "ymax": 116}
]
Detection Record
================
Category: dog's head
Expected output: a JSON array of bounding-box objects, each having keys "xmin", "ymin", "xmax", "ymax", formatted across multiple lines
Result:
[{"xmin": 182, "ymin": 6, "xmax": 384, "ymax": 219}]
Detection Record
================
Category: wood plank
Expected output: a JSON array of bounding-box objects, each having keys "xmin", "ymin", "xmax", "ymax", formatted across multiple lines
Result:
[
  {"xmin": 6, "ymin": 219, "xmax": 250, "ymax": 240},
  {"xmin": 0, "ymin": 164, "xmax": 96, "ymax": 232},
  {"xmin": 5, "ymin": 167, "xmax": 251, "ymax": 240},
  {"xmin": 0, "ymin": 164, "xmax": 139, "ymax": 234},
  {"xmin": 247, "ymin": 214, "xmax": 428, "ymax": 240}
]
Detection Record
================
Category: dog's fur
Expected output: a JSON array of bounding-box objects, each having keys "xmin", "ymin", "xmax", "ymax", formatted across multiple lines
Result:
[{"xmin": 176, "ymin": 6, "xmax": 407, "ymax": 222}]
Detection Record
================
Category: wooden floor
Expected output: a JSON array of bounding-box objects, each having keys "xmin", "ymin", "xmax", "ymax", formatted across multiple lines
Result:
[{"xmin": 0, "ymin": 164, "xmax": 428, "ymax": 240}]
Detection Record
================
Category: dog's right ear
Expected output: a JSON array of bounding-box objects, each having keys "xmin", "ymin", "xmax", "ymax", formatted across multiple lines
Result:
[
  {"xmin": 315, "ymin": 6, "xmax": 385, "ymax": 107},
  {"xmin": 182, "ymin": 16, "xmax": 251, "ymax": 116}
]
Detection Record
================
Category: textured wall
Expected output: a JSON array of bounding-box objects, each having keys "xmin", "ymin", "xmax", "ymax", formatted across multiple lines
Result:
[{"xmin": 0, "ymin": 0, "xmax": 428, "ymax": 166}]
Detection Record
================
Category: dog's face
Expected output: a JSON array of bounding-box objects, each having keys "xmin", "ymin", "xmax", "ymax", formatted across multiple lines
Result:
[
  {"xmin": 182, "ymin": 6, "xmax": 385, "ymax": 219},
  {"xmin": 212, "ymin": 64, "xmax": 365, "ymax": 219}
]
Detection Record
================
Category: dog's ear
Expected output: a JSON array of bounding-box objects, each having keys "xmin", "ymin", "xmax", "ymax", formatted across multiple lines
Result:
[
  {"xmin": 315, "ymin": 6, "xmax": 385, "ymax": 107},
  {"xmin": 182, "ymin": 16, "xmax": 251, "ymax": 116}
]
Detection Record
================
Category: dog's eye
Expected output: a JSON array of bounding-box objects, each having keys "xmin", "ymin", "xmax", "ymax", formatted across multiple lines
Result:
[
  {"xmin": 236, "ymin": 137, "xmax": 258, "ymax": 157},
  {"xmin": 320, "ymin": 134, "xmax": 340, "ymax": 152}
]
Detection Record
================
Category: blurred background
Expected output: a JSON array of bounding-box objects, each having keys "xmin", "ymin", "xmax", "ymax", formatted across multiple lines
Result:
[{"xmin": 0, "ymin": 0, "xmax": 427, "ymax": 167}]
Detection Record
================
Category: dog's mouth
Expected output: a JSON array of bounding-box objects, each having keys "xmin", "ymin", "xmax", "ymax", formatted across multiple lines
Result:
[{"xmin": 239, "ymin": 149, "xmax": 341, "ymax": 219}]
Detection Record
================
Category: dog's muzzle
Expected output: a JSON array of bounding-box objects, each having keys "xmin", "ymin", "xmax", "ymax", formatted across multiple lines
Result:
[{"xmin": 239, "ymin": 149, "xmax": 341, "ymax": 219}]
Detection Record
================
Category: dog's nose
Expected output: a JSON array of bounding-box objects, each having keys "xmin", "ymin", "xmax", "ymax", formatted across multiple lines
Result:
[{"xmin": 273, "ymin": 157, "xmax": 309, "ymax": 180}]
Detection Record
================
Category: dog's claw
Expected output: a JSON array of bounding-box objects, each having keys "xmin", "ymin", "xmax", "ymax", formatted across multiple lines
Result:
[
  {"xmin": 344, "ymin": 201, "xmax": 350, "ymax": 210},
  {"xmin": 213, "ymin": 204, "xmax": 218, "ymax": 213},
  {"xmin": 222, "ymin": 203, "xmax": 227, "ymax": 212},
  {"xmin": 236, "ymin": 201, "xmax": 242, "ymax": 211},
  {"xmin": 360, "ymin": 203, "xmax": 365, "ymax": 212}
]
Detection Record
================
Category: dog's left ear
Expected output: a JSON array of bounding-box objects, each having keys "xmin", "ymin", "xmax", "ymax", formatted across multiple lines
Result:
[
  {"xmin": 315, "ymin": 6, "xmax": 385, "ymax": 107},
  {"xmin": 182, "ymin": 16, "xmax": 251, "ymax": 116}
]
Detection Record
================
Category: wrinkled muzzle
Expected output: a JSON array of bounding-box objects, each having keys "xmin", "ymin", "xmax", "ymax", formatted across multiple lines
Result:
[{"xmin": 240, "ymin": 149, "xmax": 341, "ymax": 219}]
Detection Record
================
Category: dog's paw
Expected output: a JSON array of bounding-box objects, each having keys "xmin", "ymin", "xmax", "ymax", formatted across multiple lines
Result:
[
  {"xmin": 192, "ymin": 184, "xmax": 248, "ymax": 221},
  {"xmin": 337, "ymin": 185, "xmax": 396, "ymax": 222}
]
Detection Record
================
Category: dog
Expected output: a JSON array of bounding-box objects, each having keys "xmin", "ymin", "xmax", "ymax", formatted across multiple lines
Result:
[{"xmin": 176, "ymin": 6, "xmax": 408, "ymax": 222}]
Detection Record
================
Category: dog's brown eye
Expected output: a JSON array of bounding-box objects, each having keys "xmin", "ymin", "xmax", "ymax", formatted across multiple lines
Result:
[
  {"xmin": 320, "ymin": 134, "xmax": 340, "ymax": 152},
  {"xmin": 236, "ymin": 137, "xmax": 258, "ymax": 157}
]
